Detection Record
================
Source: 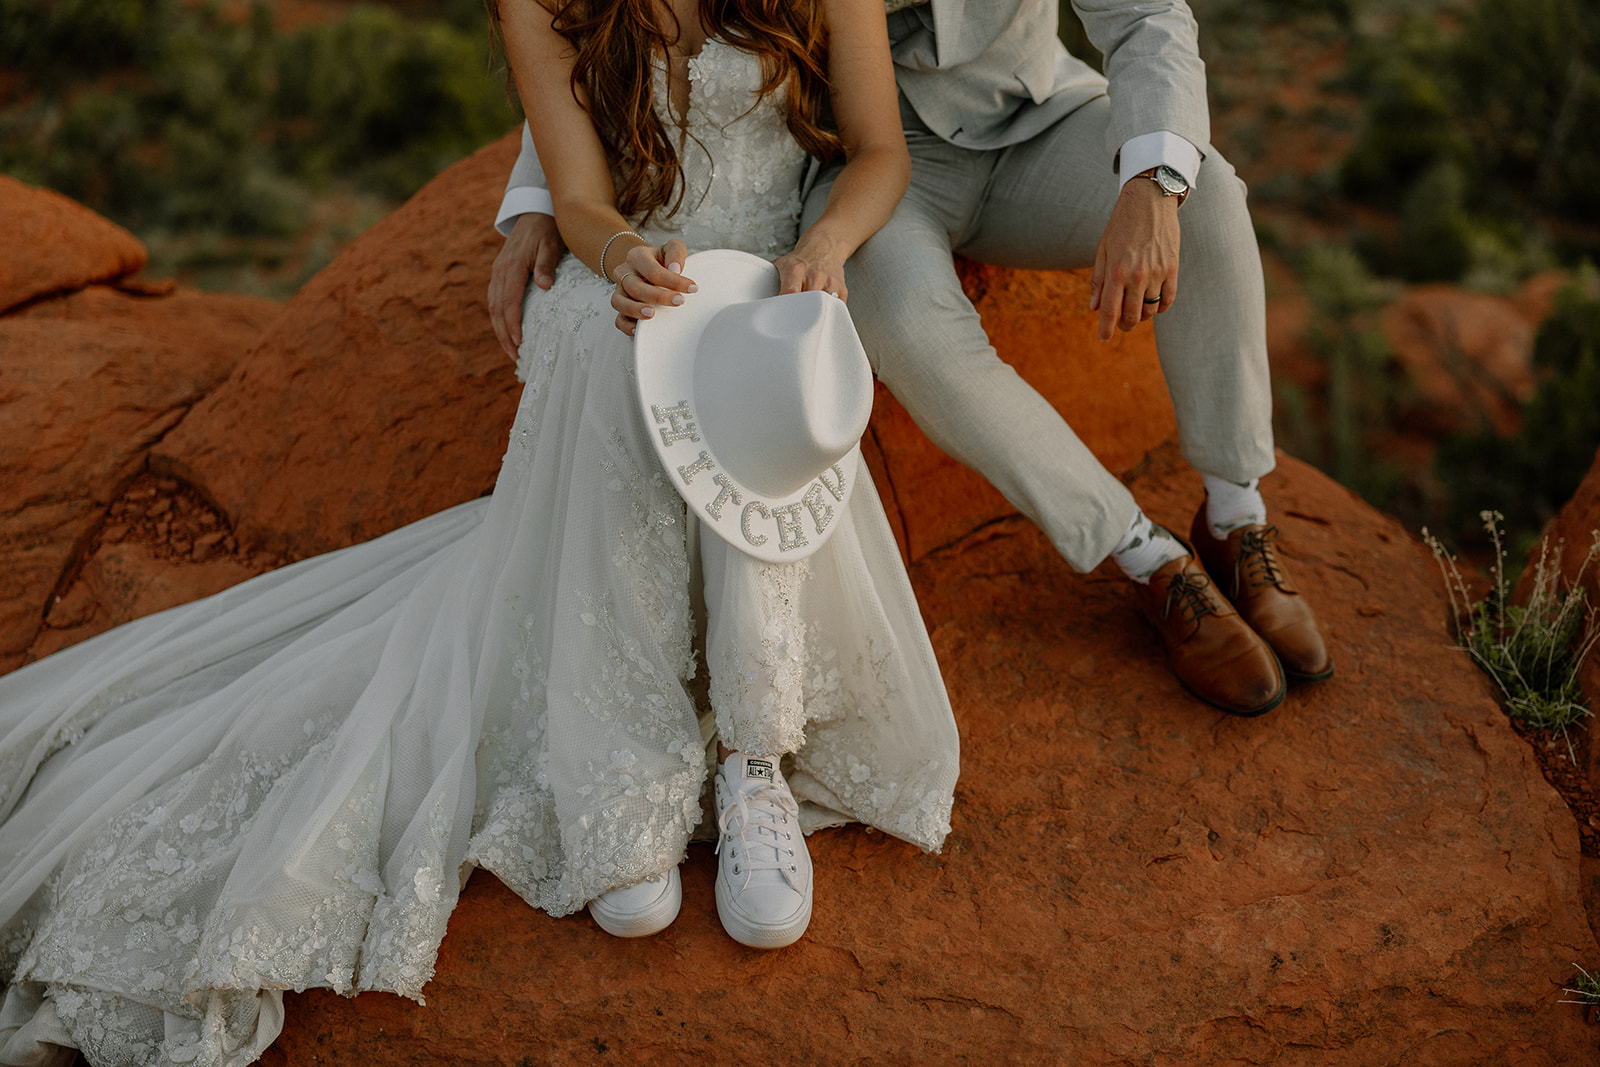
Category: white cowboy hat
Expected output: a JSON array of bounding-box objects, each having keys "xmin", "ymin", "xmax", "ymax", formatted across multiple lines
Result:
[{"xmin": 634, "ymin": 248, "xmax": 873, "ymax": 563}]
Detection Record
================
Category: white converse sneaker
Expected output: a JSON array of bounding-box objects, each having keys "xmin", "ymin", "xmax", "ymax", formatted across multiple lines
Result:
[
  {"xmin": 714, "ymin": 752, "xmax": 812, "ymax": 949},
  {"xmin": 587, "ymin": 867, "xmax": 682, "ymax": 938}
]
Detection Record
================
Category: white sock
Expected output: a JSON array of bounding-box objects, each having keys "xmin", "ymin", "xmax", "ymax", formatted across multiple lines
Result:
[
  {"xmin": 1111, "ymin": 510, "xmax": 1189, "ymax": 584},
  {"xmin": 1201, "ymin": 475, "xmax": 1266, "ymax": 539}
]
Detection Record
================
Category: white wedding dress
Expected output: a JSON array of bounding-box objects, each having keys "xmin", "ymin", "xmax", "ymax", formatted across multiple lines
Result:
[{"xmin": 0, "ymin": 40, "xmax": 959, "ymax": 1067}]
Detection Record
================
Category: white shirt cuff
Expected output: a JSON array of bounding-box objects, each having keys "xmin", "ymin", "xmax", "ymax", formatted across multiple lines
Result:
[
  {"xmin": 1117, "ymin": 131, "xmax": 1202, "ymax": 190},
  {"xmin": 494, "ymin": 186, "xmax": 555, "ymax": 237}
]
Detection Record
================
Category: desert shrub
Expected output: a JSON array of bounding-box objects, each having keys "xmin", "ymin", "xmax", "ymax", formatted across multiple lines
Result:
[
  {"xmin": 1341, "ymin": 0, "xmax": 1599, "ymax": 281},
  {"xmin": 0, "ymin": 1, "xmax": 513, "ymax": 253},
  {"xmin": 1425, "ymin": 513, "xmax": 1598, "ymax": 751},
  {"xmin": 1292, "ymin": 245, "xmax": 1405, "ymax": 505},
  {"xmin": 1339, "ymin": 13, "xmax": 1465, "ymax": 204},
  {"xmin": 413, "ymin": 0, "xmax": 490, "ymax": 32},
  {"xmin": 1435, "ymin": 266, "xmax": 1600, "ymax": 554},
  {"xmin": 1564, "ymin": 964, "xmax": 1600, "ymax": 1014},
  {"xmin": 1389, "ymin": 160, "xmax": 1553, "ymax": 287},
  {"xmin": 0, "ymin": 0, "xmax": 178, "ymax": 79},
  {"xmin": 272, "ymin": 7, "xmax": 508, "ymax": 197},
  {"xmin": 1452, "ymin": 0, "xmax": 1600, "ymax": 215}
]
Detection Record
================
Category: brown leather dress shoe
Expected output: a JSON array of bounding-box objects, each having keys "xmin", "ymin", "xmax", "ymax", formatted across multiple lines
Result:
[
  {"xmin": 1189, "ymin": 509, "xmax": 1334, "ymax": 683},
  {"xmin": 1139, "ymin": 554, "xmax": 1287, "ymax": 716}
]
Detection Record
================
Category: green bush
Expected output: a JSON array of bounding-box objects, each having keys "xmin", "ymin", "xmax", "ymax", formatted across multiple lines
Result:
[
  {"xmin": 0, "ymin": 0, "xmax": 514, "ymax": 271},
  {"xmin": 1453, "ymin": 0, "xmax": 1600, "ymax": 209},
  {"xmin": 1292, "ymin": 245, "xmax": 1405, "ymax": 505},
  {"xmin": 1341, "ymin": 0, "xmax": 1598, "ymax": 282},
  {"xmin": 1339, "ymin": 14, "xmax": 1465, "ymax": 204},
  {"xmin": 1344, "ymin": 0, "xmax": 1599, "ymax": 207},
  {"xmin": 1436, "ymin": 265, "xmax": 1600, "ymax": 553},
  {"xmin": 273, "ymin": 7, "xmax": 509, "ymax": 197},
  {"xmin": 1564, "ymin": 964, "xmax": 1600, "ymax": 1010},
  {"xmin": 1425, "ymin": 513, "xmax": 1598, "ymax": 749},
  {"xmin": 0, "ymin": 0, "xmax": 177, "ymax": 78}
]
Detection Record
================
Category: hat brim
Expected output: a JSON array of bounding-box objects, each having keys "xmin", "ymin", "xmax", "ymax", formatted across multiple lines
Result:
[{"xmin": 634, "ymin": 249, "xmax": 862, "ymax": 563}]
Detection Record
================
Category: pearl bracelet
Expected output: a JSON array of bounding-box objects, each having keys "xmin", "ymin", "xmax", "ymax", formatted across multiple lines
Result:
[{"xmin": 599, "ymin": 229, "xmax": 644, "ymax": 282}]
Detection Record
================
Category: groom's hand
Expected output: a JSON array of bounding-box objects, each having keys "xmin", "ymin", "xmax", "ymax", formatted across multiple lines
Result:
[
  {"xmin": 1089, "ymin": 179, "xmax": 1181, "ymax": 343},
  {"xmin": 490, "ymin": 213, "xmax": 567, "ymax": 361}
]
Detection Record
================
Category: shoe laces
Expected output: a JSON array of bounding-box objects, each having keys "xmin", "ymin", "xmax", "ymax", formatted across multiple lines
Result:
[
  {"xmin": 1236, "ymin": 526, "xmax": 1286, "ymax": 590},
  {"xmin": 716, "ymin": 778, "xmax": 801, "ymax": 892},
  {"xmin": 1161, "ymin": 570, "xmax": 1220, "ymax": 626}
]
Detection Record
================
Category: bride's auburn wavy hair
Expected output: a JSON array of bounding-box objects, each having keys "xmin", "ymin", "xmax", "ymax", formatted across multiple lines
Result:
[{"xmin": 495, "ymin": 0, "xmax": 841, "ymax": 224}]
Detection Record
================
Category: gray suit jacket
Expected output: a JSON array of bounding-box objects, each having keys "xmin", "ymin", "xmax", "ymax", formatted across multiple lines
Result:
[{"xmin": 502, "ymin": 0, "xmax": 1209, "ymax": 206}]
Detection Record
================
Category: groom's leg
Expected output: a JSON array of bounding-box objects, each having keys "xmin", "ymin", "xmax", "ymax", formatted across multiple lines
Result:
[
  {"xmin": 961, "ymin": 95, "xmax": 1276, "ymax": 488},
  {"xmin": 963, "ymin": 100, "xmax": 1329, "ymax": 685},
  {"xmin": 803, "ymin": 130, "xmax": 1140, "ymax": 572}
]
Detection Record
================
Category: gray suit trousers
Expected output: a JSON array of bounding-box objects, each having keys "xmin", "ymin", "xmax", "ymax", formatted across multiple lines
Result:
[{"xmin": 803, "ymin": 94, "xmax": 1275, "ymax": 572}]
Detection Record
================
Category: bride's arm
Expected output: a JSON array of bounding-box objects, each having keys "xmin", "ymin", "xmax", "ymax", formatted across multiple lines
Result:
[
  {"xmin": 775, "ymin": 0, "xmax": 909, "ymax": 301},
  {"xmin": 496, "ymin": 1, "xmax": 693, "ymax": 333}
]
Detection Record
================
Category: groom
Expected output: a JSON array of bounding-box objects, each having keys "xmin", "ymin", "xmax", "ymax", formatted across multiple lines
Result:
[{"xmin": 486, "ymin": 0, "xmax": 1331, "ymax": 716}]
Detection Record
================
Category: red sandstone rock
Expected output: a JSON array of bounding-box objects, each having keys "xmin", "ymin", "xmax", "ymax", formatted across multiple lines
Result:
[
  {"xmin": 1536, "ymin": 448, "xmax": 1600, "ymax": 613},
  {"xmin": 25, "ymin": 473, "xmax": 277, "ymax": 662},
  {"xmin": 257, "ymin": 446, "xmax": 1600, "ymax": 1065},
  {"xmin": 1381, "ymin": 283, "xmax": 1541, "ymax": 437},
  {"xmin": 150, "ymin": 135, "xmax": 529, "ymax": 561},
  {"xmin": 0, "ymin": 285, "xmax": 279, "ymax": 670},
  {"xmin": 0, "ymin": 175, "xmax": 148, "ymax": 314},
  {"xmin": 1533, "ymin": 446, "xmax": 1600, "ymax": 947}
]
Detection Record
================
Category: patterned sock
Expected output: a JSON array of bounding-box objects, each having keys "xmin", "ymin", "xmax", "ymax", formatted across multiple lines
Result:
[
  {"xmin": 1201, "ymin": 474, "xmax": 1267, "ymax": 539},
  {"xmin": 1111, "ymin": 509, "xmax": 1189, "ymax": 584}
]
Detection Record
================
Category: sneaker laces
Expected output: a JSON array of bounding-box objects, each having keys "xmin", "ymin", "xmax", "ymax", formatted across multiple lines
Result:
[
  {"xmin": 1236, "ymin": 526, "xmax": 1286, "ymax": 590},
  {"xmin": 716, "ymin": 778, "xmax": 801, "ymax": 893},
  {"xmin": 1161, "ymin": 570, "xmax": 1220, "ymax": 626}
]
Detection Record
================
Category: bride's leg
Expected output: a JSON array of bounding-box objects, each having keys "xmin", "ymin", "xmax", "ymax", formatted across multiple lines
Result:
[{"xmin": 699, "ymin": 525, "xmax": 814, "ymax": 949}]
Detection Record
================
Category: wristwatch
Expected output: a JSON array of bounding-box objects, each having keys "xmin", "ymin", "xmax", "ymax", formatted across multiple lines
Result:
[{"xmin": 1136, "ymin": 165, "xmax": 1190, "ymax": 208}]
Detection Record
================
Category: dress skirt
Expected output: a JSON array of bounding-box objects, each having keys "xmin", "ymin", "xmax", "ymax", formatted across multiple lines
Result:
[{"xmin": 0, "ymin": 252, "xmax": 960, "ymax": 1067}]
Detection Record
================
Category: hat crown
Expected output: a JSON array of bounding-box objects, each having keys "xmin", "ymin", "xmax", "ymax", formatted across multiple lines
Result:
[
  {"xmin": 634, "ymin": 248, "xmax": 870, "ymax": 562},
  {"xmin": 693, "ymin": 291, "xmax": 872, "ymax": 498}
]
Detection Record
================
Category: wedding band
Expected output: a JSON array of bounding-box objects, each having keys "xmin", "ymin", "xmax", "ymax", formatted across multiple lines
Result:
[
  {"xmin": 1142, "ymin": 297, "xmax": 1161, "ymax": 304},
  {"xmin": 616, "ymin": 269, "xmax": 640, "ymax": 288}
]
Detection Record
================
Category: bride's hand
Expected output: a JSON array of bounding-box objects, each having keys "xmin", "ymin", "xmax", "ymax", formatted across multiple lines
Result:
[
  {"xmin": 774, "ymin": 233, "xmax": 849, "ymax": 302},
  {"xmin": 611, "ymin": 239, "xmax": 695, "ymax": 337}
]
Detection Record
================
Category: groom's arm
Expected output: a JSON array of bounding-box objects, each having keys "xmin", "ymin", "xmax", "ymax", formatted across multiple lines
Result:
[
  {"xmin": 496, "ymin": 122, "xmax": 555, "ymax": 234},
  {"xmin": 1072, "ymin": 0, "xmax": 1211, "ymax": 340},
  {"xmin": 1071, "ymin": 0, "xmax": 1208, "ymax": 184},
  {"xmin": 489, "ymin": 123, "xmax": 567, "ymax": 360}
]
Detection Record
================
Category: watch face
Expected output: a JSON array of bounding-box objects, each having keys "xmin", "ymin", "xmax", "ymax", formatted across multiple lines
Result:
[{"xmin": 1155, "ymin": 165, "xmax": 1188, "ymax": 196}]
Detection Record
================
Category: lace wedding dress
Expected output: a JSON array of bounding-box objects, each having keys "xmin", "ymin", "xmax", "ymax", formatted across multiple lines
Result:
[{"xmin": 0, "ymin": 39, "xmax": 959, "ymax": 1067}]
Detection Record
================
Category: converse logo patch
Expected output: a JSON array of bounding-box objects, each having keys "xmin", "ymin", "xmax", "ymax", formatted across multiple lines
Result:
[{"xmin": 744, "ymin": 759, "xmax": 774, "ymax": 782}]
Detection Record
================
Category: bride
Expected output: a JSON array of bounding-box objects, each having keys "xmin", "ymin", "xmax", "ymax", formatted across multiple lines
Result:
[{"xmin": 0, "ymin": 1, "xmax": 959, "ymax": 1065}]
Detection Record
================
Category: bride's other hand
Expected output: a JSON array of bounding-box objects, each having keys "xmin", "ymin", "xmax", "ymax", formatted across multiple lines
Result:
[
  {"xmin": 774, "ymin": 232, "xmax": 848, "ymax": 302},
  {"xmin": 611, "ymin": 238, "xmax": 696, "ymax": 337},
  {"xmin": 490, "ymin": 212, "xmax": 567, "ymax": 362},
  {"xmin": 773, "ymin": 0, "xmax": 906, "ymax": 307}
]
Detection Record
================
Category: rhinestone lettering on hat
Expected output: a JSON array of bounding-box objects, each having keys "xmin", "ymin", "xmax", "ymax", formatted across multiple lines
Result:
[
  {"xmin": 817, "ymin": 463, "xmax": 847, "ymax": 501},
  {"xmin": 801, "ymin": 482, "xmax": 833, "ymax": 534},
  {"xmin": 651, "ymin": 401, "xmax": 701, "ymax": 446},
  {"xmin": 741, "ymin": 500, "xmax": 771, "ymax": 546},
  {"xmin": 676, "ymin": 451, "xmax": 715, "ymax": 484},
  {"xmin": 771, "ymin": 503, "xmax": 809, "ymax": 552},
  {"xmin": 705, "ymin": 473, "xmax": 743, "ymax": 520}
]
